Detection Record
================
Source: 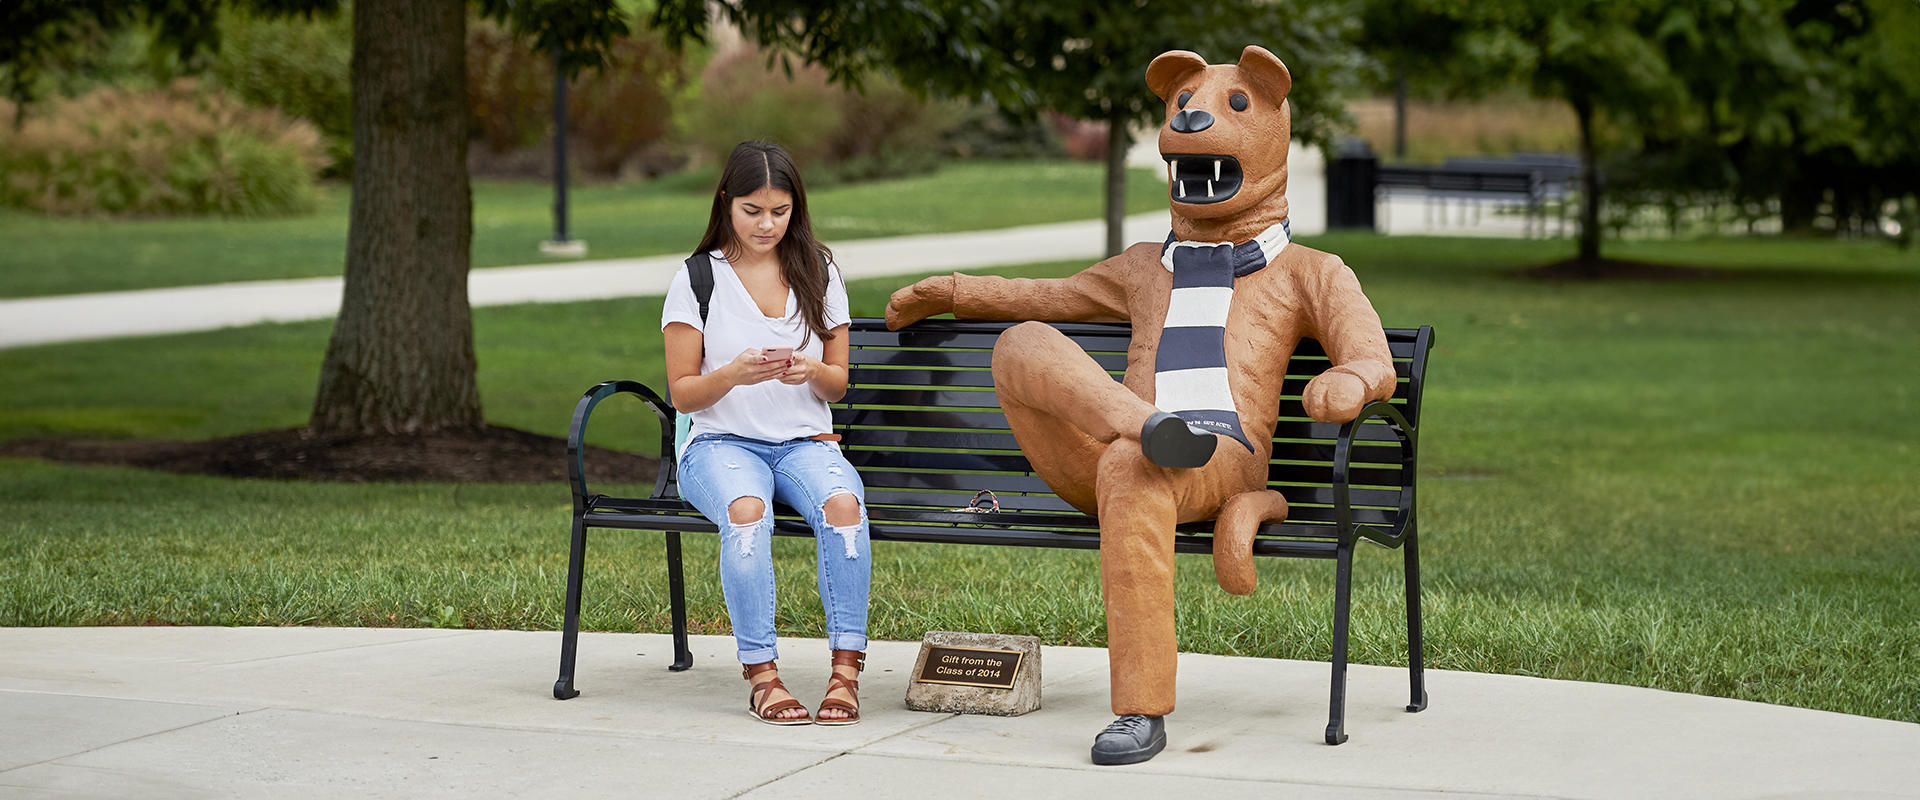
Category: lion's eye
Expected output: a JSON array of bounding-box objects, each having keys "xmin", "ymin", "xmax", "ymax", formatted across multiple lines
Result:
[
  {"xmin": 1177, "ymin": 91, "xmax": 1192, "ymax": 109},
  {"xmin": 1229, "ymin": 93, "xmax": 1249, "ymax": 112}
]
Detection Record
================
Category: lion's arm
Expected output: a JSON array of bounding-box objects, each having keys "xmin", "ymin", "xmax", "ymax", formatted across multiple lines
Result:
[
  {"xmin": 952, "ymin": 247, "xmax": 1142, "ymax": 323},
  {"xmin": 1305, "ymin": 259, "xmax": 1396, "ymax": 401}
]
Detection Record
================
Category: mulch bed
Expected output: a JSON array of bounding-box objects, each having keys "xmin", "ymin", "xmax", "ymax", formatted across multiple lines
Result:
[{"xmin": 0, "ymin": 425, "xmax": 657, "ymax": 484}]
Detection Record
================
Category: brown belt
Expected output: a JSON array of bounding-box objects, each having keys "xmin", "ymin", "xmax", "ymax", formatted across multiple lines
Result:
[{"xmin": 806, "ymin": 433, "xmax": 843, "ymax": 442}]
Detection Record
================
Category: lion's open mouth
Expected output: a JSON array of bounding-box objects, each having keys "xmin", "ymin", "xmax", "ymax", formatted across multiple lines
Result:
[{"xmin": 1164, "ymin": 154, "xmax": 1243, "ymax": 205}]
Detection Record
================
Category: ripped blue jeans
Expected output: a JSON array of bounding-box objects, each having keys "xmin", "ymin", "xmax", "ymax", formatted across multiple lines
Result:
[{"xmin": 677, "ymin": 433, "xmax": 870, "ymax": 664}]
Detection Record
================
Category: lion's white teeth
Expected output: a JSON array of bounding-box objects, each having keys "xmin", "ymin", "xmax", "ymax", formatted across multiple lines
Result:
[
  {"xmin": 1177, "ymin": 181, "xmax": 1186, "ymax": 198},
  {"xmin": 1214, "ymin": 160, "xmax": 1221, "ymax": 181},
  {"xmin": 1206, "ymin": 180, "xmax": 1214, "ymax": 196}
]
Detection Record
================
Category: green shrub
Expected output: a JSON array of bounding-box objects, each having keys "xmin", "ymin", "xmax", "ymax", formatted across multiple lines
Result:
[
  {"xmin": 466, "ymin": 17, "xmax": 693, "ymax": 178},
  {"xmin": 686, "ymin": 49, "xmax": 845, "ymax": 172},
  {"xmin": 0, "ymin": 80, "xmax": 324, "ymax": 217},
  {"xmin": 941, "ymin": 104, "xmax": 1067, "ymax": 160},
  {"xmin": 820, "ymin": 78, "xmax": 962, "ymax": 183},
  {"xmin": 688, "ymin": 47, "xmax": 961, "ymax": 184},
  {"xmin": 466, "ymin": 19, "xmax": 553, "ymax": 157},
  {"xmin": 207, "ymin": 8, "xmax": 353, "ymax": 176}
]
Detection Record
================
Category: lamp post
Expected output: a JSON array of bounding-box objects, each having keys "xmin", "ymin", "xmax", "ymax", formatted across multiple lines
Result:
[{"xmin": 540, "ymin": 48, "xmax": 586, "ymax": 257}]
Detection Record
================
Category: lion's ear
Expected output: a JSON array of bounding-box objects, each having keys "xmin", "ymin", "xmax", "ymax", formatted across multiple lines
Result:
[
  {"xmin": 1236, "ymin": 45, "xmax": 1292, "ymax": 104},
  {"xmin": 1146, "ymin": 50, "xmax": 1209, "ymax": 102}
]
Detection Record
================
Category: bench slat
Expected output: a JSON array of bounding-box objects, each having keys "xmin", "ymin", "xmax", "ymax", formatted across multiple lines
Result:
[
  {"xmin": 857, "ymin": 470, "xmax": 1060, "ymax": 494},
  {"xmin": 1272, "ymin": 419, "xmax": 1407, "ymax": 442},
  {"xmin": 584, "ymin": 504, "xmax": 1351, "ymax": 549},
  {"xmin": 850, "ymin": 367, "xmax": 1024, "ymax": 388},
  {"xmin": 841, "ymin": 427, "xmax": 1024, "ymax": 452},
  {"xmin": 835, "ymin": 407, "xmax": 1012, "ymax": 431},
  {"xmin": 866, "ymin": 487, "xmax": 1085, "ymax": 513},
  {"xmin": 864, "ymin": 484, "xmax": 1403, "ymax": 514},
  {"xmin": 842, "ymin": 448, "xmax": 1036, "ymax": 473},
  {"xmin": 643, "ymin": 480, "xmax": 1406, "ymax": 516},
  {"xmin": 849, "ymin": 348, "xmax": 1420, "ymax": 378},
  {"xmin": 868, "ymin": 507, "xmax": 1102, "ymax": 529},
  {"xmin": 848, "ymin": 363, "xmax": 1418, "ymax": 392},
  {"xmin": 852, "ymin": 324, "xmax": 1427, "ymax": 360},
  {"xmin": 852, "ymin": 330, "xmax": 1033, "ymax": 350},
  {"xmin": 842, "ymin": 386, "xmax": 1006, "ymax": 409},
  {"xmin": 861, "ymin": 488, "xmax": 1398, "ymax": 526},
  {"xmin": 839, "ymin": 410, "xmax": 1412, "ymax": 450},
  {"xmin": 1269, "ymin": 439, "xmax": 1408, "ymax": 465},
  {"xmin": 1274, "ymin": 483, "xmax": 1403, "ymax": 508},
  {"xmin": 839, "ymin": 423, "xmax": 1405, "ymax": 454},
  {"xmin": 848, "ymin": 349, "xmax": 1130, "ymax": 371},
  {"xmin": 840, "ymin": 433, "xmax": 1408, "ymax": 472}
]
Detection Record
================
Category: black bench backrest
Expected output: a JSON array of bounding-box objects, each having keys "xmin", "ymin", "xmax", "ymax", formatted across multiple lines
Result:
[{"xmin": 824, "ymin": 318, "xmax": 1432, "ymax": 543}]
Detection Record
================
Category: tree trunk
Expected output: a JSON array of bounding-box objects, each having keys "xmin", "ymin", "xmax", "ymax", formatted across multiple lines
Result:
[
  {"xmin": 1779, "ymin": 155, "xmax": 1821, "ymax": 235},
  {"xmin": 1573, "ymin": 93, "xmax": 1602, "ymax": 265},
  {"xmin": 311, "ymin": 0, "xmax": 481, "ymax": 435},
  {"xmin": 1104, "ymin": 111, "xmax": 1132, "ymax": 258}
]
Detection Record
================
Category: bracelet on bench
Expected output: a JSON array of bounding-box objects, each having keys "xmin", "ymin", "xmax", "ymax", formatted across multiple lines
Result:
[{"xmin": 947, "ymin": 490, "xmax": 999, "ymax": 514}]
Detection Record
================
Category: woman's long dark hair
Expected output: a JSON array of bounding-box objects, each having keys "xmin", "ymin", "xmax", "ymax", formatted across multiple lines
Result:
[{"xmin": 695, "ymin": 140, "xmax": 836, "ymax": 345}]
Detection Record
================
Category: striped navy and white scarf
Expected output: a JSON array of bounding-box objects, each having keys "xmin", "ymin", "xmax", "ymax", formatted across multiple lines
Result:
[{"xmin": 1153, "ymin": 220, "xmax": 1291, "ymax": 453}]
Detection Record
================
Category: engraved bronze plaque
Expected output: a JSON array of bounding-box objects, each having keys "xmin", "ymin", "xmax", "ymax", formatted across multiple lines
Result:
[{"xmin": 914, "ymin": 644, "xmax": 1024, "ymax": 690}]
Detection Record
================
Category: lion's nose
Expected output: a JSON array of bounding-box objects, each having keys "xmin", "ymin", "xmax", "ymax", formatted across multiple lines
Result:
[{"xmin": 1170, "ymin": 108, "xmax": 1214, "ymax": 134}]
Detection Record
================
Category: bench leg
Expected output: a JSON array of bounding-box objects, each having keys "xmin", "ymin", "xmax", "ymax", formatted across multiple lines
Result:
[
  {"xmin": 1405, "ymin": 527, "xmax": 1429, "ymax": 713},
  {"xmin": 665, "ymin": 531, "xmax": 693, "ymax": 672},
  {"xmin": 555, "ymin": 515, "xmax": 588, "ymax": 700},
  {"xmin": 1325, "ymin": 542, "xmax": 1353, "ymax": 745}
]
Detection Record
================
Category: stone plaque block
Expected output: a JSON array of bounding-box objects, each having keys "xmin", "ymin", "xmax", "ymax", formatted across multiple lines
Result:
[{"xmin": 904, "ymin": 631, "xmax": 1041, "ymax": 717}]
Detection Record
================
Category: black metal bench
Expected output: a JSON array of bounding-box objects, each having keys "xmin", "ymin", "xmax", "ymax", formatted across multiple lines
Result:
[
  {"xmin": 555, "ymin": 317, "xmax": 1435, "ymax": 745},
  {"xmin": 1377, "ymin": 163, "xmax": 1569, "ymax": 237}
]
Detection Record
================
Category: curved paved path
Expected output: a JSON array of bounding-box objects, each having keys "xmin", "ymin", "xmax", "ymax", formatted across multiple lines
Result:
[
  {"xmin": 0, "ymin": 213, "xmax": 1175, "ymax": 350},
  {"xmin": 3, "ymin": 628, "xmax": 1916, "ymax": 798}
]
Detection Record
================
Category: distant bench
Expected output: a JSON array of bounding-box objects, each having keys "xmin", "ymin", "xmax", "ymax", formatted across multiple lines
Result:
[
  {"xmin": 555, "ymin": 317, "xmax": 1434, "ymax": 744},
  {"xmin": 1378, "ymin": 158, "xmax": 1579, "ymax": 237}
]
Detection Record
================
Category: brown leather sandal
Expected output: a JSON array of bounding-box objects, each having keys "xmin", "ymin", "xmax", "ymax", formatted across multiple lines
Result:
[
  {"xmin": 815, "ymin": 650, "xmax": 864, "ymax": 726},
  {"xmin": 744, "ymin": 661, "xmax": 811, "ymax": 726}
]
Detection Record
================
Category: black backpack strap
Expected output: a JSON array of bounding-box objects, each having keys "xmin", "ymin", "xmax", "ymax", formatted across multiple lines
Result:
[{"xmin": 685, "ymin": 252, "xmax": 714, "ymax": 325}]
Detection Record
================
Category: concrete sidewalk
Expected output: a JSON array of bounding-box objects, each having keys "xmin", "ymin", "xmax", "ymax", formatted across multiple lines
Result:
[
  {"xmin": 2, "ymin": 628, "xmax": 1915, "ymax": 799},
  {"xmin": 0, "ymin": 213, "xmax": 1176, "ymax": 350}
]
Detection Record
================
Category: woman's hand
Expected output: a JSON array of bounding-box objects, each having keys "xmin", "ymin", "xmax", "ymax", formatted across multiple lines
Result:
[
  {"xmin": 778, "ymin": 352, "xmax": 816, "ymax": 385},
  {"xmin": 724, "ymin": 348, "xmax": 789, "ymax": 387}
]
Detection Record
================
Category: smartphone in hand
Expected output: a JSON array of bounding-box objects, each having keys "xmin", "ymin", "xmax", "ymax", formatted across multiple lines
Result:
[{"xmin": 761, "ymin": 345, "xmax": 793, "ymax": 362}]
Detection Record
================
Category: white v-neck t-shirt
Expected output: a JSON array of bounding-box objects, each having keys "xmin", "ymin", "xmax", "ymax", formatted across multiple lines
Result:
[{"xmin": 660, "ymin": 249, "xmax": 850, "ymax": 444}]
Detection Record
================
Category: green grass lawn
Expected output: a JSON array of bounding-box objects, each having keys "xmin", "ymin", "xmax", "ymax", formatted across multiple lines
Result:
[
  {"xmin": 2, "ymin": 233, "xmax": 1917, "ymax": 724},
  {"xmin": 0, "ymin": 160, "xmax": 1167, "ymax": 299}
]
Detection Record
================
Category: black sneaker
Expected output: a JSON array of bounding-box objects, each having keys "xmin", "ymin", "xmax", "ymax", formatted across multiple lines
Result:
[
  {"xmin": 1140, "ymin": 412, "xmax": 1216, "ymax": 469},
  {"xmin": 1091, "ymin": 714, "xmax": 1167, "ymax": 765}
]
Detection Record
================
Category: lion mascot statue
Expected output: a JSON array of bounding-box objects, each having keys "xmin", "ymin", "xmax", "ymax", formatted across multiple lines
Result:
[{"xmin": 887, "ymin": 45, "xmax": 1396, "ymax": 765}]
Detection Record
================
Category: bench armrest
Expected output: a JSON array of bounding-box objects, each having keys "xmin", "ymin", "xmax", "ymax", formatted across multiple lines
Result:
[
  {"xmin": 1333, "ymin": 400, "xmax": 1417, "ymax": 548},
  {"xmin": 567, "ymin": 380, "xmax": 675, "ymax": 512}
]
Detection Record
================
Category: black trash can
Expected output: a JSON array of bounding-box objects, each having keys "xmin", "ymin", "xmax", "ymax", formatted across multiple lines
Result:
[{"xmin": 1326, "ymin": 137, "xmax": 1379, "ymax": 231}]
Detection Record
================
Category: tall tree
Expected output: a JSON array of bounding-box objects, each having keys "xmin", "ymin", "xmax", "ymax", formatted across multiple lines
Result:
[
  {"xmin": 3, "ymin": 0, "xmax": 630, "ymax": 437},
  {"xmin": 1607, "ymin": 0, "xmax": 1918, "ymax": 240},
  {"xmin": 309, "ymin": 0, "xmax": 480, "ymax": 433},
  {"xmin": 313, "ymin": 0, "xmax": 627, "ymax": 435},
  {"xmin": 1461, "ymin": 0, "xmax": 1684, "ymax": 264},
  {"xmin": 1355, "ymin": 0, "xmax": 1472, "ymax": 160},
  {"xmin": 654, "ymin": 0, "xmax": 1364, "ymax": 256}
]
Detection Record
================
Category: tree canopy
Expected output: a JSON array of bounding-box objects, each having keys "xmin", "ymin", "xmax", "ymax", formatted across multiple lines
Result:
[
  {"xmin": 654, "ymin": 0, "xmax": 1367, "ymax": 254},
  {"xmin": 3, "ymin": 0, "xmax": 633, "ymax": 436},
  {"xmin": 1356, "ymin": 0, "xmax": 1920, "ymax": 248}
]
